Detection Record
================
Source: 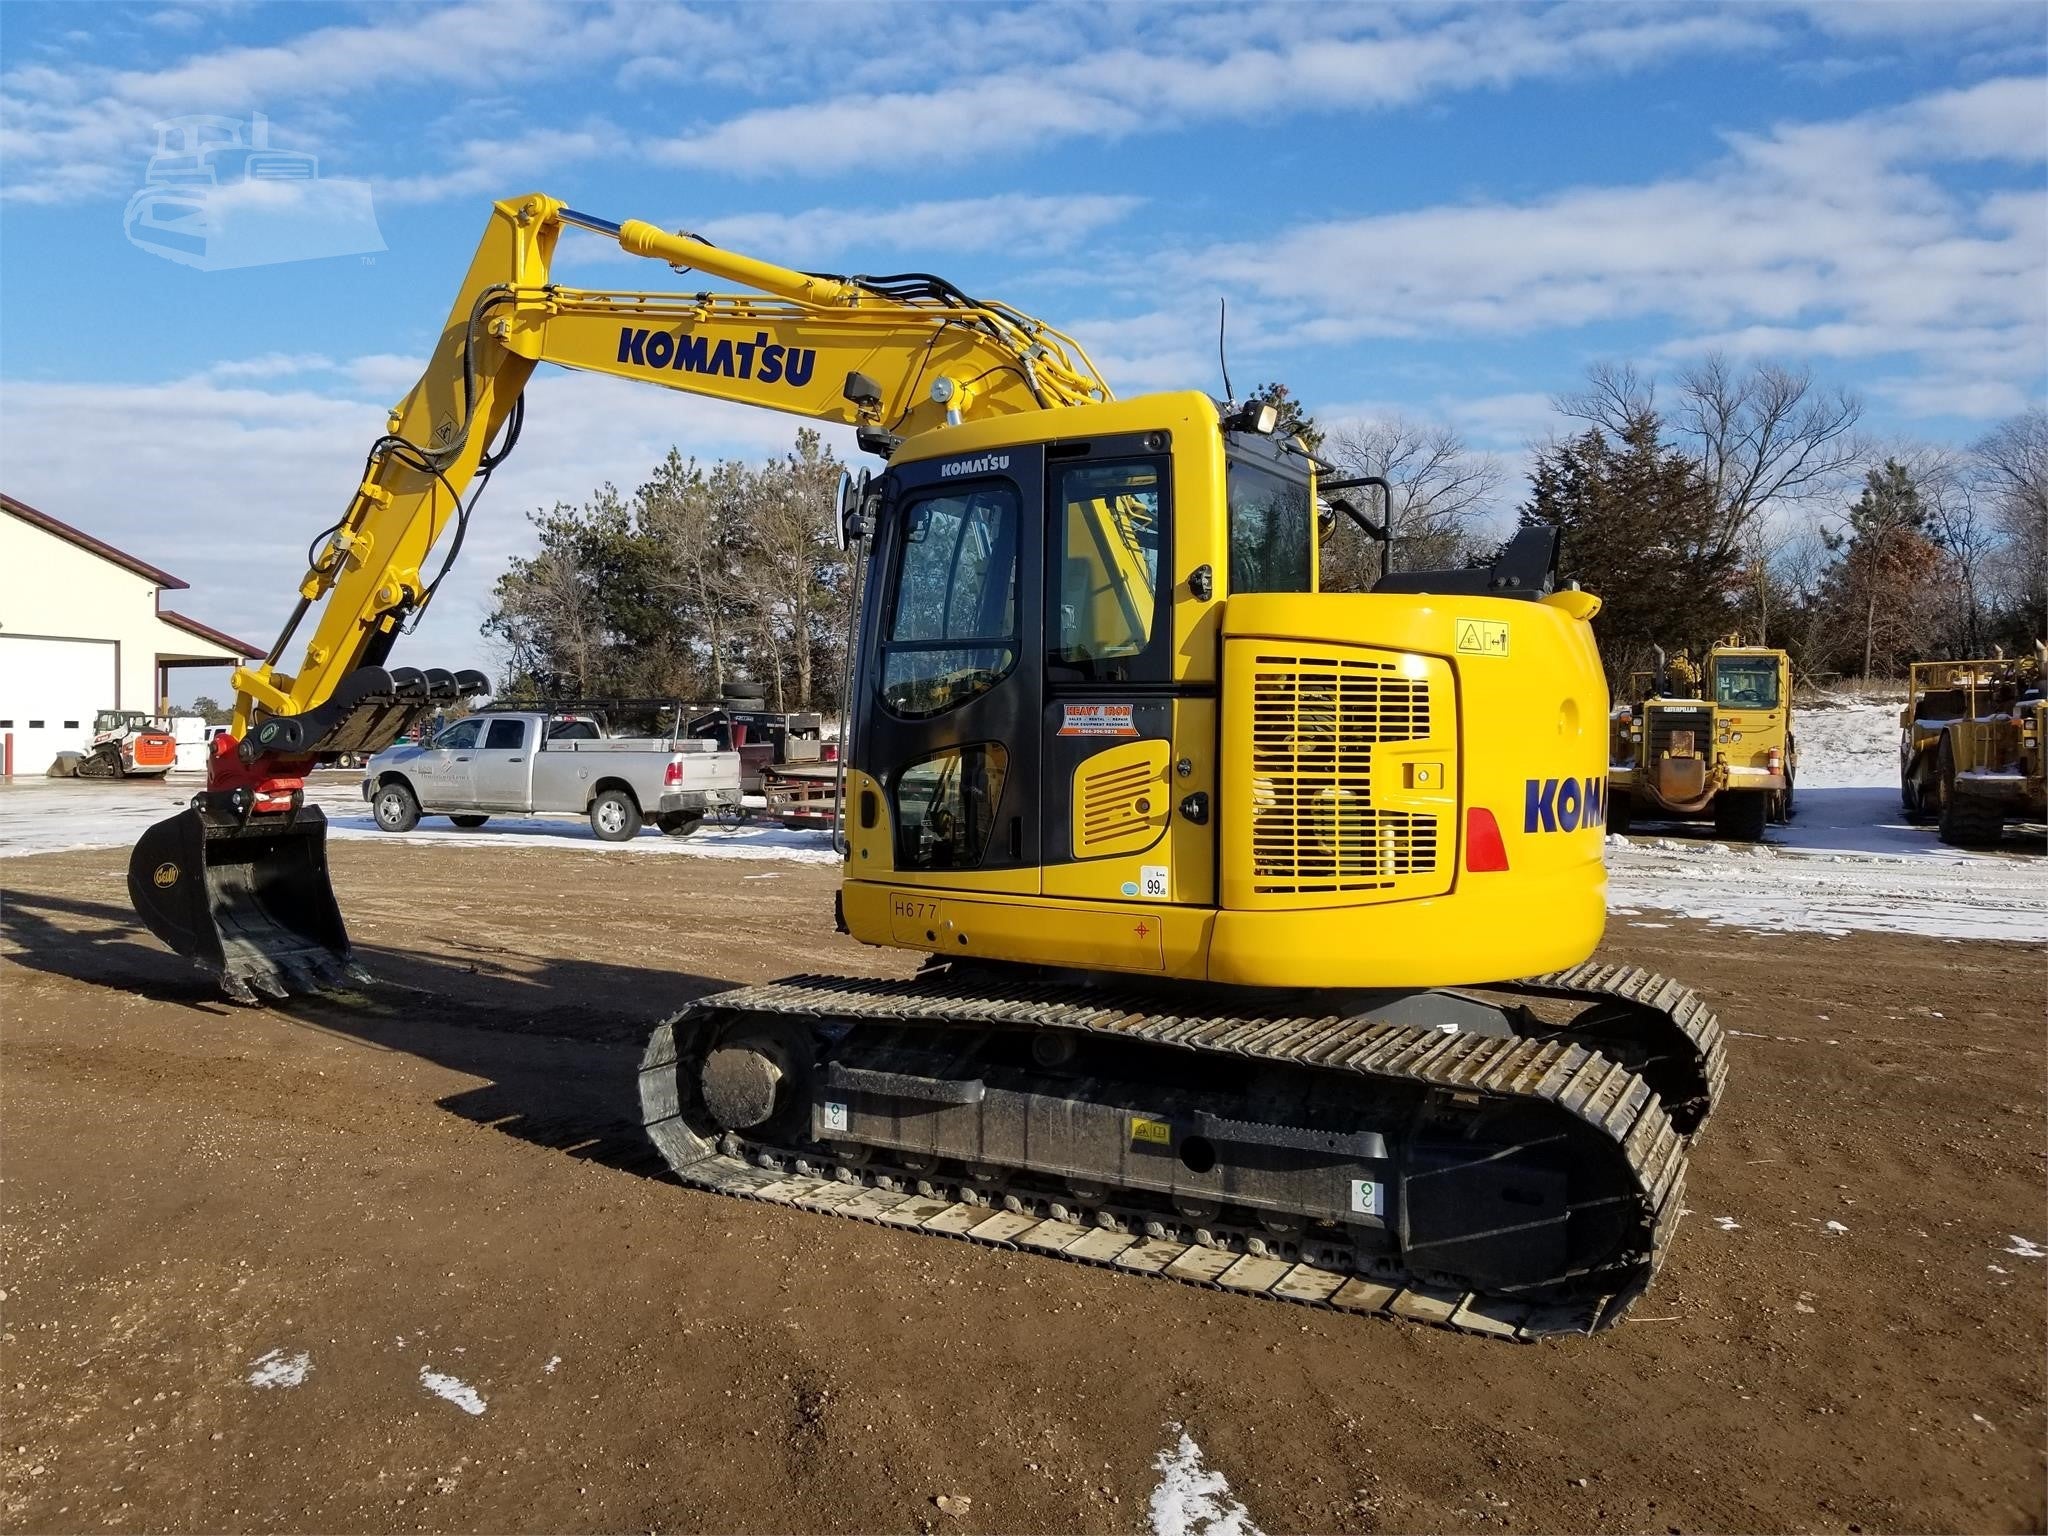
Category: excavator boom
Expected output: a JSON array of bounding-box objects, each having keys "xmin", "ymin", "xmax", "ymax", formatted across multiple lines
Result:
[{"xmin": 131, "ymin": 192, "xmax": 1113, "ymax": 997}]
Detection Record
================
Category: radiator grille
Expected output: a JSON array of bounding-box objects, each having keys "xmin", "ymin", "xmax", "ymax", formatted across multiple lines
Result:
[
  {"xmin": 1247, "ymin": 653, "xmax": 1438, "ymax": 894},
  {"xmin": 1646, "ymin": 704, "xmax": 1714, "ymax": 761}
]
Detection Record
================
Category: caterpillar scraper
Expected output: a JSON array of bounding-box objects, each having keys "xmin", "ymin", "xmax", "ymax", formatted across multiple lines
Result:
[{"xmin": 129, "ymin": 194, "xmax": 1725, "ymax": 1338}]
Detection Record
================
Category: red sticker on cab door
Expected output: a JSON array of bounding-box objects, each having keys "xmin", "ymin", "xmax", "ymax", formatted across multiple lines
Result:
[{"xmin": 1057, "ymin": 703, "xmax": 1138, "ymax": 737}]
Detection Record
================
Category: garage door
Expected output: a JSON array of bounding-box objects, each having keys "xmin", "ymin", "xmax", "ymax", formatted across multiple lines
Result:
[{"xmin": 0, "ymin": 635, "xmax": 117, "ymax": 775}]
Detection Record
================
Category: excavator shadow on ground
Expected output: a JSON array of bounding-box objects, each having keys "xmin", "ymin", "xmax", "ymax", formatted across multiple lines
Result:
[{"xmin": 2, "ymin": 886, "xmax": 718, "ymax": 1183}]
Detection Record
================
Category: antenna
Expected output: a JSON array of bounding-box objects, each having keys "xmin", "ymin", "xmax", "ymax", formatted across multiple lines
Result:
[{"xmin": 1217, "ymin": 297, "xmax": 1235, "ymax": 406}]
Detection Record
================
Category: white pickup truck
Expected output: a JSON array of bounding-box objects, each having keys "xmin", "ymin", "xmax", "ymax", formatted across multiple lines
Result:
[{"xmin": 360, "ymin": 711, "xmax": 742, "ymax": 841}]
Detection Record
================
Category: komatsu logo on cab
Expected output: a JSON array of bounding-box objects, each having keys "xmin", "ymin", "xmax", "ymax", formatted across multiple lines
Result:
[
  {"xmin": 1524, "ymin": 775, "xmax": 1606, "ymax": 833},
  {"xmin": 940, "ymin": 453, "xmax": 1011, "ymax": 478},
  {"xmin": 616, "ymin": 327, "xmax": 816, "ymax": 387}
]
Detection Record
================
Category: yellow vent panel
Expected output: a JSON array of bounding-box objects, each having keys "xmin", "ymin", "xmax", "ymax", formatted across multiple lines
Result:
[
  {"xmin": 1225, "ymin": 642, "xmax": 1457, "ymax": 907},
  {"xmin": 1071, "ymin": 738, "xmax": 1171, "ymax": 858}
]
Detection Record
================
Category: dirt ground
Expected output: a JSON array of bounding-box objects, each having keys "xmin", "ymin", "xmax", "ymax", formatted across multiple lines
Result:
[{"xmin": 3, "ymin": 839, "xmax": 2043, "ymax": 1535}]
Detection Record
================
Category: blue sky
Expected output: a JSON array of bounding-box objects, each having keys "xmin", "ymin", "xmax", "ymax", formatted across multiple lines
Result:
[{"xmin": 1, "ymin": 1, "xmax": 2043, "ymax": 697}]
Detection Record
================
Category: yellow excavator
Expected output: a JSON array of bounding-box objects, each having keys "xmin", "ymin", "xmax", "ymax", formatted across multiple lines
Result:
[{"xmin": 129, "ymin": 193, "xmax": 1725, "ymax": 1338}]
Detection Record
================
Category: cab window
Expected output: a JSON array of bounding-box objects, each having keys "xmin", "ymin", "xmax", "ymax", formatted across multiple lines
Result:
[
  {"xmin": 483, "ymin": 718, "xmax": 527, "ymax": 750},
  {"xmin": 1712, "ymin": 657, "xmax": 1780, "ymax": 710},
  {"xmin": 1051, "ymin": 458, "xmax": 1169, "ymax": 681},
  {"xmin": 1227, "ymin": 456, "xmax": 1313, "ymax": 594},
  {"xmin": 894, "ymin": 744, "xmax": 1009, "ymax": 870},
  {"xmin": 434, "ymin": 719, "xmax": 482, "ymax": 750},
  {"xmin": 880, "ymin": 483, "xmax": 1020, "ymax": 719}
]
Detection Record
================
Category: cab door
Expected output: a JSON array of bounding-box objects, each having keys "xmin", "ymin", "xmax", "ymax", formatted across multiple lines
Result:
[
  {"xmin": 858, "ymin": 447, "xmax": 1044, "ymax": 892},
  {"xmin": 1039, "ymin": 438, "xmax": 1179, "ymax": 903}
]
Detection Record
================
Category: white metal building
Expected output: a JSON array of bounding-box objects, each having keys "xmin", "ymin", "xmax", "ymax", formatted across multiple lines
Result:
[{"xmin": 0, "ymin": 493, "xmax": 263, "ymax": 776}]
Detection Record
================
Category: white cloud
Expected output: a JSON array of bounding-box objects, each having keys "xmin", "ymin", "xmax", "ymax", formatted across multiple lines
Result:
[
  {"xmin": 700, "ymin": 194, "xmax": 1144, "ymax": 268},
  {"xmin": 551, "ymin": 192, "xmax": 1147, "ymax": 277},
  {"xmin": 376, "ymin": 126, "xmax": 611, "ymax": 206},
  {"xmin": 649, "ymin": 8, "xmax": 1781, "ymax": 174},
  {"xmin": 1185, "ymin": 76, "xmax": 2048, "ymax": 420},
  {"xmin": 0, "ymin": 1, "xmax": 692, "ymax": 203},
  {"xmin": 203, "ymin": 352, "xmax": 336, "ymax": 380}
]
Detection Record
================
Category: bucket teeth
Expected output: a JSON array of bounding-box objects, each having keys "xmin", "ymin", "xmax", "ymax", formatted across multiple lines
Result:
[{"xmin": 249, "ymin": 663, "xmax": 489, "ymax": 759}]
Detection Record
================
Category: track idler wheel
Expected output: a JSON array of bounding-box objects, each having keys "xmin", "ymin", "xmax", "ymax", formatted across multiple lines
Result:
[{"xmin": 699, "ymin": 1023, "xmax": 811, "ymax": 1138}]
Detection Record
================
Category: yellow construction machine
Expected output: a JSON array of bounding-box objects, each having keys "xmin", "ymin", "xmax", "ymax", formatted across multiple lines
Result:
[
  {"xmin": 129, "ymin": 194, "xmax": 1724, "ymax": 1337},
  {"xmin": 1900, "ymin": 654, "xmax": 2045, "ymax": 846},
  {"xmin": 1609, "ymin": 643, "xmax": 1795, "ymax": 841}
]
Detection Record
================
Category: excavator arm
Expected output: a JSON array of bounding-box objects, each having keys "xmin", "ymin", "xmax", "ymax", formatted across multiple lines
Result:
[
  {"xmin": 133, "ymin": 190, "xmax": 1113, "ymax": 998},
  {"xmin": 234, "ymin": 191, "xmax": 1111, "ymax": 751}
]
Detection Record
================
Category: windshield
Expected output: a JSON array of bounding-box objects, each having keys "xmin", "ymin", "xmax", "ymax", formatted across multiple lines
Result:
[
  {"xmin": 880, "ymin": 483, "xmax": 1021, "ymax": 719},
  {"xmin": 1226, "ymin": 455, "xmax": 1313, "ymax": 594},
  {"xmin": 1713, "ymin": 656, "xmax": 1780, "ymax": 709}
]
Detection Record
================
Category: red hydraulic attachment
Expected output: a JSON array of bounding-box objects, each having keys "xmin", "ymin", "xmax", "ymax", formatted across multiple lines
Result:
[{"xmin": 204, "ymin": 730, "xmax": 309, "ymax": 814}]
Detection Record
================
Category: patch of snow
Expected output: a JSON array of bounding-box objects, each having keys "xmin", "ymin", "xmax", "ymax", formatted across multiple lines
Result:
[
  {"xmin": 419, "ymin": 1367, "xmax": 487, "ymax": 1416},
  {"xmin": 1823, "ymin": 1220, "xmax": 1849, "ymax": 1235},
  {"xmin": 543, "ymin": 1355, "xmax": 561, "ymax": 1374},
  {"xmin": 1149, "ymin": 1425, "xmax": 1262, "ymax": 1536},
  {"xmin": 1713, "ymin": 1216, "xmax": 1740, "ymax": 1232},
  {"xmin": 2002, "ymin": 1235, "xmax": 2045, "ymax": 1259},
  {"xmin": 247, "ymin": 1349, "xmax": 310, "ymax": 1388},
  {"xmin": 0, "ymin": 775, "xmax": 838, "ymax": 865}
]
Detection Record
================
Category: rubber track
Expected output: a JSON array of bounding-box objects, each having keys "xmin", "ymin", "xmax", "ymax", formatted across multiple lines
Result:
[
  {"xmin": 640, "ymin": 970, "xmax": 1712, "ymax": 1342},
  {"xmin": 1489, "ymin": 962, "xmax": 1728, "ymax": 1134}
]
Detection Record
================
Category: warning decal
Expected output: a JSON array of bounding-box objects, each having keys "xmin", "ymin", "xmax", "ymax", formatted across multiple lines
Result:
[
  {"xmin": 1058, "ymin": 702, "xmax": 1138, "ymax": 736},
  {"xmin": 1455, "ymin": 618, "xmax": 1509, "ymax": 657},
  {"xmin": 1129, "ymin": 1116, "xmax": 1172, "ymax": 1146}
]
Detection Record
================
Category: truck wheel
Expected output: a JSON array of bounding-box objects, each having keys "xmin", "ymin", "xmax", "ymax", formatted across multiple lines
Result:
[
  {"xmin": 1935, "ymin": 737, "xmax": 2003, "ymax": 848},
  {"xmin": 1712, "ymin": 791, "xmax": 1768, "ymax": 843},
  {"xmin": 374, "ymin": 781, "xmax": 421, "ymax": 833},
  {"xmin": 590, "ymin": 788, "xmax": 642, "ymax": 842},
  {"xmin": 656, "ymin": 810, "xmax": 704, "ymax": 837},
  {"xmin": 1606, "ymin": 791, "xmax": 1631, "ymax": 835},
  {"xmin": 449, "ymin": 814, "xmax": 489, "ymax": 829}
]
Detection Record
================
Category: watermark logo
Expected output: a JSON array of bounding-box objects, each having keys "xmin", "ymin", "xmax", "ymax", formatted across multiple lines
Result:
[{"xmin": 124, "ymin": 113, "xmax": 385, "ymax": 271}]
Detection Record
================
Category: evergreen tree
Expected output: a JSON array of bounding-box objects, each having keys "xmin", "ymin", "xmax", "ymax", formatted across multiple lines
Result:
[
  {"xmin": 1516, "ymin": 411, "xmax": 1736, "ymax": 684},
  {"xmin": 1813, "ymin": 458, "xmax": 1945, "ymax": 678}
]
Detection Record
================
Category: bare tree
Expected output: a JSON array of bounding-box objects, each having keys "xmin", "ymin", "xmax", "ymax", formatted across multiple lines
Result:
[
  {"xmin": 1321, "ymin": 415, "xmax": 1503, "ymax": 586},
  {"xmin": 1558, "ymin": 354, "xmax": 1865, "ymax": 563},
  {"xmin": 484, "ymin": 530, "xmax": 597, "ymax": 694},
  {"xmin": 1889, "ymin": 443, "xmax": 1995, "ymax": 656},
  {"xmin": 639, "ymin": 451, "xmax": 744, "ymax": 695},
  {"xmin": 1973, "ymin": 408, "xmax": 2048, "ymax": 644}
]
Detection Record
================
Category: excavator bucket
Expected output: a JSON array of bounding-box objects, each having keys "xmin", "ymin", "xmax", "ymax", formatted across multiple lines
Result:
[
  {"xmin": 124, "ymin": 664, "xmax": 489, "ymax": 1001},
  {"xmin": 128, "ymin": 798, "xmax": 358, "ymax": 1003}
]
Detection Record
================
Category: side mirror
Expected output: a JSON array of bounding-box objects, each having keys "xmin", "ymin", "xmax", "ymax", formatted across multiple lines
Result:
[{"xmin": 835, "ymin": 467, "xmax": 871, "ymax": 550}]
